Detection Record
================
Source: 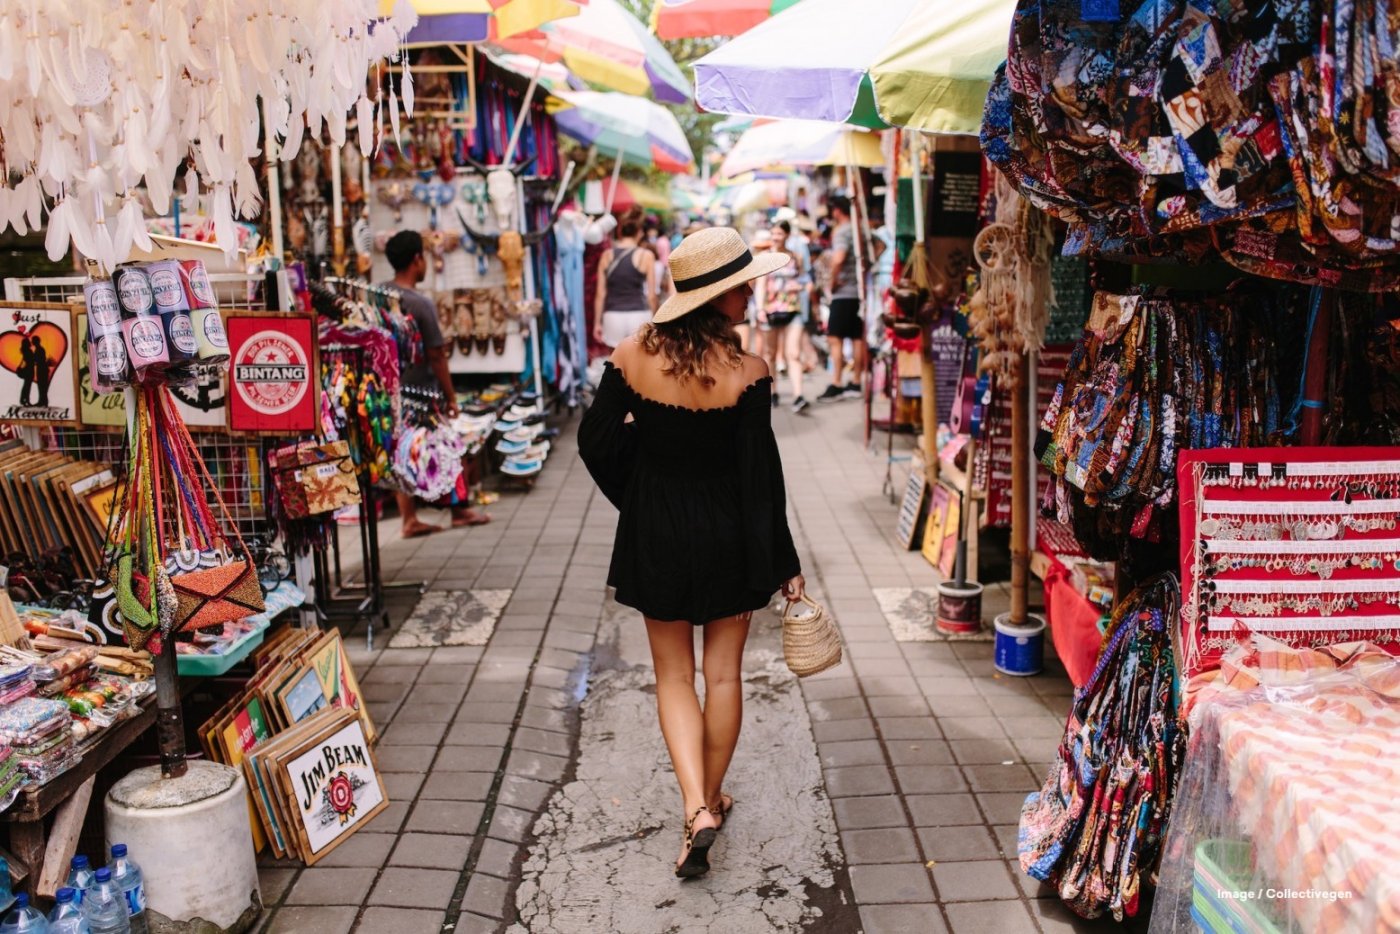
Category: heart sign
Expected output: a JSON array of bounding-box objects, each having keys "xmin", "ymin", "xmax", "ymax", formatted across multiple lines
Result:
[{"xmin": 0, "ymin": 321, "xmax": 67, "ymax": 380}]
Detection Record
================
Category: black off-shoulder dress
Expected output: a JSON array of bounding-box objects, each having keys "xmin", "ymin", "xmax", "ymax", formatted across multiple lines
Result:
[{"xmin": 578, "ymin": 361, "xmax": 801, "ymax": 625}]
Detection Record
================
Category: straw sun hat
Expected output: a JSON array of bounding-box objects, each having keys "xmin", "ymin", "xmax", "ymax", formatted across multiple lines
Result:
[{"xmin": 654, "ymin": 226, "xmax": 790, "ymax": 324}]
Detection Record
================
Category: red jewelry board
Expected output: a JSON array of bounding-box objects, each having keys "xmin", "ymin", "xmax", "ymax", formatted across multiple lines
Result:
[
  {"xmin": 1177, "ymin": 447, "xmax": 1400, "ymax": 682},
  {"xmin": 227, "ymin": 313, "xmax": 317, "ymax": 434}
]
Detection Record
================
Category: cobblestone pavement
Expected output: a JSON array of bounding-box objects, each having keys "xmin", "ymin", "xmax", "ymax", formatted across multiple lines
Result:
[{"xmin": 253, "ymin": 393, "xmax": 1128, "ymax": 934}]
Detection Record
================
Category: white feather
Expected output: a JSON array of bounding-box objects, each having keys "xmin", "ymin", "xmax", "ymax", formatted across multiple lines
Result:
[
  {"xmin": 401, "ymin": 66, "xmax": 414, "ymax": 118},
  {"xmin": 356, "ymin": 95, "xmax": 373, "ymax": 157},
  {"xmin": 389, "ymin": 88, "xmax": 402, "ymax": 149},
  {"xmin": 45, "ymin": 200, "xmax": 70, "ymax": 262}
]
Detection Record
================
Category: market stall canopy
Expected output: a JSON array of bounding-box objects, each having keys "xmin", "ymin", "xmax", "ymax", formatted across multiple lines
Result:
[
  {"xmin": 383, "ymin": 0, "xmax": 582, "ymax": 45},
  {"xmin": 496, "ymin": 0, "xmax": 691, "ymax": 103},
  {"xmin": 481, "ymin": 47, "xmax": 579, "ymax": 88},
  {"xmin": 0, "ymin": 2, "xmax": 416, "ymax": 269},
  {"xmin": 590, "ymin": 177, "xmax": 671, "ymax": 213},
  {"xmin": 550, "ymin": 91, "xmax": 695, "ymax": 173},
  {"xmin": 719, "ymin": 119, "xmax": 883, "ymax": 177},
  {"xmin": 651, "ymin": 0, "xmax": 807, "ymax": 39},
  {"xmin": 693, "ymin": 0, "xmax": 1013, "ymax": 134}
]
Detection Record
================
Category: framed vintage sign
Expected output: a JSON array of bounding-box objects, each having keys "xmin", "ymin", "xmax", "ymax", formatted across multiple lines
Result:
[
  {"xmin": 0, "ymin": 302, "xmax": 80, "ymax": 426},
  {"xmin": 226, "ymin": 312, "xmax": 317, "ymax": 433},
  {"xmin": 275, "ymin": 709, "xmax": 387, "ymax": 865},
  {"xmin": 895, "ymin": 467, "xmax": 929, "ymax": 551},
  {"xmin": 921, "ymin": 482, "xmax": 962, "ymax": 579}
]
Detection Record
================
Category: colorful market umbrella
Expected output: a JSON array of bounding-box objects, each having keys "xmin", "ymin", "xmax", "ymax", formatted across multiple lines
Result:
[
  {"xmin": 719, "ymin": 119, "xmax": 883, "ymax": 177},
  {"xmin": 594, "ymin": 177, "xmax": 671, "ymax": 213},
  {"xmin": 497, "ymin": 0, "xmax": 691, "ymax": 103},
  {"xmin": 550, "ymin": 91, "xmax": 694, "ymax": 173},
  {"xmin": 651, "ymin": 0, "xmax": 807, "ymax": 40},
  {"xmin": 385, "ymin": 0, "xmax": 583, "ymax": 46},
  {"xmin": 694, "ymin": 0, "xmax": 1013, "ymax": 134}
]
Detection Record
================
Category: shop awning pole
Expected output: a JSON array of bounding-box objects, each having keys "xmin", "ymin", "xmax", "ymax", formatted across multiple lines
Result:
[
  {"xmin": 910, "ymin": 132, "xmax": 940, "ymax": 484},
  {"xmin": 264, "ymin": 98, "xmax": 284, "ymax": 260},
  {"xmin": 1301, "ymin": 289, "xmax": 1334, "ymax": 445},
  {"xmin": 502, "ymin": 58, "xmax": 544, "ymax": 167},
  {"xmin": 1009, "ymin": 354, "xmax": 1030, "ymax": 625}
]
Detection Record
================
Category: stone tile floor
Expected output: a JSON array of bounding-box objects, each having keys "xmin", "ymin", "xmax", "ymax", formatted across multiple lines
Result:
[{"xmin": 253, "ymin": 390, "xmax": 1140, "ymax": 934}]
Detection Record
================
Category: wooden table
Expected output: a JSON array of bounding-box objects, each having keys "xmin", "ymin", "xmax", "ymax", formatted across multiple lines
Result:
[{"xmin": 2, "ymin": 700, "xmax": 155, "ymax": 897}]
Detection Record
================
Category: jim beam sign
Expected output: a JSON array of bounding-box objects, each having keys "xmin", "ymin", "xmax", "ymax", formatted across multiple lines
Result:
[
  {"xmin": 226, "ymin": 313, "xmax": 317, "ymax": 432},
  {"xmin": 279, "ymin": 712, "xmax": 386, "ymax": 864}
]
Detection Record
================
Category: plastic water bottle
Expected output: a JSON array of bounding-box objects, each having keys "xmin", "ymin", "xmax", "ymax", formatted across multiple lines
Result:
[
  {"xmin": 0, "ymin": 893, "xmax": 49, "ymax": 933},
  {"xmin": 83, "ymin": 870, "xmax": 128, "ymax": 934},
  {"xmin": 46, "ymin": 889, "xmax": 88, "ymax": 934},
  {"xmin": 105, "ymin": 847, "xmax": 146, "ymax": 934},
  {"xmin": 65, "ymin": 857, "xmax": 94, "ymax": 906}
]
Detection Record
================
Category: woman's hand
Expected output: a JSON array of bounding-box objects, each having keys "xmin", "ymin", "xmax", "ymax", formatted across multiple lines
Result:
[
  {"xmin": 781, "ymin": 574, "xmax": 806, "ymax": 602},
  {"xmin": 593, "ymin": 321, "xmax": 605, "ymax": 343}
]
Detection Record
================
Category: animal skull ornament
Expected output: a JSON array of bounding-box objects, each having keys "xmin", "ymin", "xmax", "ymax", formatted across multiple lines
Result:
[{"xmin": 486, "ymin": 169, "xmax": 520, "ymax": 234}]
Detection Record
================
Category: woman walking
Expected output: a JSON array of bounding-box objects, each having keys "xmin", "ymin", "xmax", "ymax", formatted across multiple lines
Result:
[
  {"xmin": 593, "ymin": 207, "xmax": 658, "ymax": 350},
  {"xmin": 579, "ymin": 227, "xmax": 806, "ymax": 879},
  {"xmin": 756, "ymin": 225, "xmax": 812, "ymax": 413}
]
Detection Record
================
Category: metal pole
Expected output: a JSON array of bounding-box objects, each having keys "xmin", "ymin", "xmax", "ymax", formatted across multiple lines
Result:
[{"xmin": 330, "ymin": 138, "xmax": 345, "ymax": 275}]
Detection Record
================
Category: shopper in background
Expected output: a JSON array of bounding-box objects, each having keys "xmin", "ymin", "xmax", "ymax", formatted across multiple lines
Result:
[
  {"xmin": 761, "ymin": 222, "xmax": 811, "ymax": 413},
  {"xmin": 594, "ymin": 207, "xmax": 658, "ymax": 351},
  {"xmin": 868, "ymin": 212, "xmax": 895, "ymax": 345},
  {"xmin": 742, "ymin": 228, "xmax": 774, "ymax": 357},
  {"xmin": 579, "ymin": 227, "xmax": 804, "ymax": 880},
  {"xmin": 643, "ymin": 216, "xmax": 675, "ymax": 303},
  {"xmin": 382, "ymin": 230, "xmax": 490, "ymax": 536},
  {"xmin": 817, "ymin": 195, "xmax": 865, "ymax": 402}
]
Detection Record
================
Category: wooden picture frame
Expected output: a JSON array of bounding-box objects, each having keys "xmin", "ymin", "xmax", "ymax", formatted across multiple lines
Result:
[
  {"xmin": 304, "ymin": 630, "xmax": 376, "ymax": 745},
  {"xmin": 81, "ymin": 480, "xmax": 120, "ymax": 537},
  {"xmin": 895, "ymin": 467, "xmax": 929, "ymax": 551},
  {"xmin": 272, "ymin": 709, "xmax": 388, "ymax": 866},
  {"xmin": 273, "ymin": 663, "xmax": 330, "ymax": 728},
  {"xmin": 0, "ymin": 302, "xmax": 81, "ymax": 426}
]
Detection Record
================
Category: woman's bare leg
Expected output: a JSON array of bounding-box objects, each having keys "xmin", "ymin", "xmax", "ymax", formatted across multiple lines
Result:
[
  {"xmin": 644, "ymin": 617, "xmax": 719, "ymax": 863},
  {"xmin": 782, "ymin": 324, "xmax": 804, "ymax": 399},
  {"xmin": 701, "ymin": 613, "xmax": 752, "ymax": 815}
]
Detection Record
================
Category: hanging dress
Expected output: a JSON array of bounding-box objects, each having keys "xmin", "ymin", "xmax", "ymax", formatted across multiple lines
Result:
[{"xmin": 578, "ymin": 361, "xmax": 801, "ymax": 624}]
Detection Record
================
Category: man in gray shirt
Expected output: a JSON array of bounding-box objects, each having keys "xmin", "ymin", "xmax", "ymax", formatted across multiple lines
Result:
[
  {"xmin": 382, "ymin": 231, "xmax": 490, "ymax": 536},
  {"xmin": 817, "ymin": 195, "xmax": 866, "ymax": 402}
]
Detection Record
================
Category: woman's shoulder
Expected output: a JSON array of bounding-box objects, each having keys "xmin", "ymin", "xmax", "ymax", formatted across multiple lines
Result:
[{"xmin": 739, "ymin": 353, "xmax": 772, "ymax": 383}]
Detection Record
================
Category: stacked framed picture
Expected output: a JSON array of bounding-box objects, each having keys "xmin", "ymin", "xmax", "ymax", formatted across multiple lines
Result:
[{"xmin": 199, "ymin": 624, "xmax": 378, "ymax": 858}]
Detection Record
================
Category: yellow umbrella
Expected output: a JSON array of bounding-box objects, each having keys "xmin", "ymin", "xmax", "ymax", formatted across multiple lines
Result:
[
  {"xmin": 868, "ymin": 0, "xmax": 1014, "ymax": 134},
  {"xmin": 383, "ymin": 0, "xmax": 582, "ymax": 46},
  {"xmin": 719, "ymin": 120, "xmax": 884, "ymax": 178}
]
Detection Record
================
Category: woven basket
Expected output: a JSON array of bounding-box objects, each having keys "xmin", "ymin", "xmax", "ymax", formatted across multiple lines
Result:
[{"xmin": 782, "ymin": 595, "xmax": 843, "ymax": 677}]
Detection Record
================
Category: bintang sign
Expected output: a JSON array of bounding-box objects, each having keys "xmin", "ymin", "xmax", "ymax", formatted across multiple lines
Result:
[{"xmin": 226, "ymin": 313, "xmax": 317, "ymax": 433}]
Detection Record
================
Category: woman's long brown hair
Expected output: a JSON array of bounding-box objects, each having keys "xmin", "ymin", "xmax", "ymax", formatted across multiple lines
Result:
[{"xmin": 637, "ymin": 305, "xmax": 743, "ymax": 388}]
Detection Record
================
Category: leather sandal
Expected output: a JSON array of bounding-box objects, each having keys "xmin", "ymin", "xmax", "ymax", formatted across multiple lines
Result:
[
  {"xmin": 709, "ymin": 792, "xmax": 734, "ymax": 829},
  {"xmin": 674, "ymin": 806, "xmax": 717, "ymax": 879}
]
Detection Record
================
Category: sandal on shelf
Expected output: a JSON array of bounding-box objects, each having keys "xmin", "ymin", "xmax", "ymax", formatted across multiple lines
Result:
[
  {"xmin": 454, "ymin": 289, "xmax": 474, "ymax": 356},
  {"xmin": 472, "ymin": 288, "xmax": 494, "ymax": 355},
  {"xmin": 675, "ymin": 806, "xmax": 717, "ymax": 879}
]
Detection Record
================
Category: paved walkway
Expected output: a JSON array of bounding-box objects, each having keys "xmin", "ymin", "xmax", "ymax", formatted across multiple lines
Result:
[{"xmin": 254, "ymin": 390, "xmax": 1121, "ymax": 934}]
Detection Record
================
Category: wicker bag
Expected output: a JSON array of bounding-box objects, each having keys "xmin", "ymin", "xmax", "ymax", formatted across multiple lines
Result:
[{"xmin": 782, "ymin": 595, "xmax": 843, "ymax": 677}]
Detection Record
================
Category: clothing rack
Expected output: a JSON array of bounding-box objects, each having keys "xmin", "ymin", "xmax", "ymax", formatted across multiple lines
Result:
[{"xmin": 314, "ymin": 343, "xmax": 393, "ymax": 649}]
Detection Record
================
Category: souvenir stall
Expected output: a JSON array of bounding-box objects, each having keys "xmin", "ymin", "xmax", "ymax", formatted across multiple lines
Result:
[{"xmin": 975, "ymin": 0, "xmax": 1400, "ymax": 925}]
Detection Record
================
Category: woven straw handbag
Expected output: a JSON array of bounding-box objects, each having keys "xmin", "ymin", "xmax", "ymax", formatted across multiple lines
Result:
[{"xmin": 782, "ymin": 595, "xmax": 843, "ymax": 677}]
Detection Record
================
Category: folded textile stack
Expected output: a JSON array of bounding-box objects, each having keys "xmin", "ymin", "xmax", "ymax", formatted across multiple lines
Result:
[
  {"xmin": 0, "ymin": 746, "xmax": 22, "ymax": 808},
  {"xmin": 0, "ymin": 665, "xmax": 34, "ymax": 706},
  {"xmin": 0, "ymin": 696, "xmax": 78, "ymax": 786}
]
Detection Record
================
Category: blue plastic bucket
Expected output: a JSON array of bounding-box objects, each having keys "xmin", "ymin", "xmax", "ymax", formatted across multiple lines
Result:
[{"xmin": 994, "ymin": 612, "xmax": 1045, "ymax": 677}]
